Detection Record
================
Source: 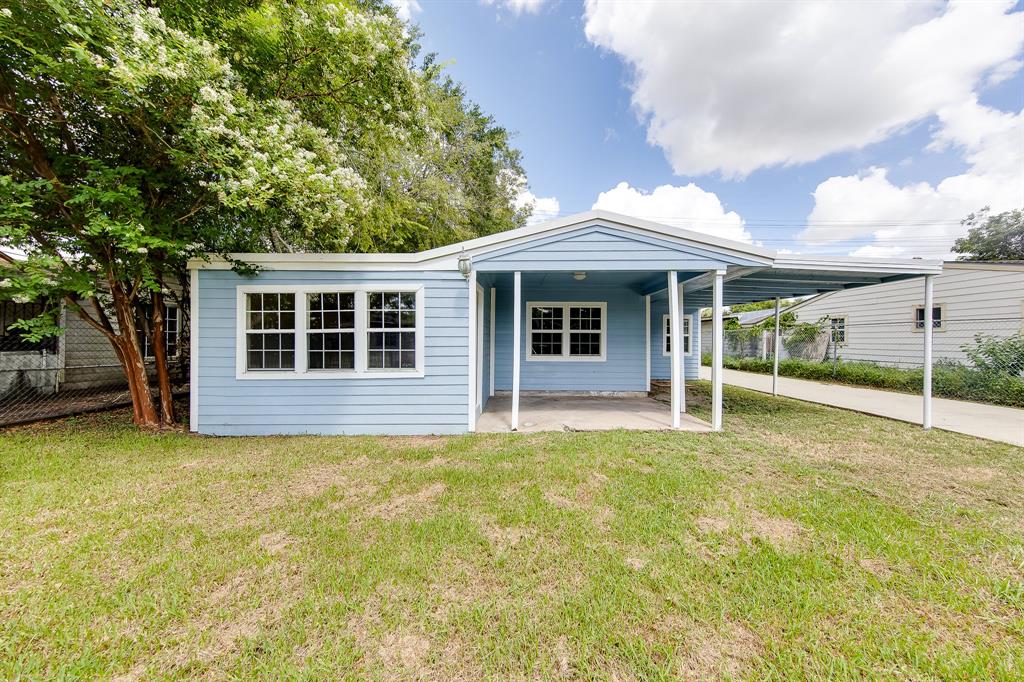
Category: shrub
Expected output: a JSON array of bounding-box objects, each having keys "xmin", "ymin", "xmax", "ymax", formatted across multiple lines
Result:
[{"xmin": 962, "ymin": 333, "xmax": 1024, "ymax": 376}]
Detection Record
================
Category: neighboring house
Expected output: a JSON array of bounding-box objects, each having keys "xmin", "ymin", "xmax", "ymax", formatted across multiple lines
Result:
[
  {"xmin": 0, "ymin": 297, "xmax": 183, "ymax": 400},
  {"xmin": 787, "ymin": 261, "xmax": 1024, "ymax": 367},
  {"xmin": 187, "ymin": 210, "xmax": 941, "ymax": 436},
  {"xmin": 699, "ymin": 308, "xmax": 778, "ymax": 357}
]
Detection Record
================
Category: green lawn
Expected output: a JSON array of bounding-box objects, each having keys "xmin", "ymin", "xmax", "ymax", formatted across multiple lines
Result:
[{"xmin": 2, "ymin": 384, "xmax": 1022, "ymax": 680}]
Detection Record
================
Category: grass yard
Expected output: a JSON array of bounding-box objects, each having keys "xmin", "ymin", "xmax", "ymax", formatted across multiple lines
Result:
[{"xmin": 1, "ymin": 383, "xmax": 1022, "ymax": 680}]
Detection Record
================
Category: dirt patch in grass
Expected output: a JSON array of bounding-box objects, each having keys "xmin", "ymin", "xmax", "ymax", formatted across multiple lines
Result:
[
  {"xmin": 377, "ymin": 630, "xmax": 431, "ymax": 668},
  {"xmin": 370, "ymin": 482, "xmax": 447, "ymax": 520},
  {"xmin": 479, "ymin": 517, "xmax": 532, "ymax": 552},
  {"xmin": 257, "ymin": 531, "xmax": 294, "ymax": 556},
  {"xmin": 694, "ymin": 509, "xmax": 807, "ymax": 551},
  {"xmin": 695, "ymin": 516, "xmax": 730, "ymax": 535},
  {"xmin": 858, "ymin": 557, "xmax": 894, "ymax": 580},
  {"xmin": 676, "ymin": 619, "xmax": 762, "ymax": 680},
  {"xmin": 744, "ymin": 511, "xmax": 806, "ymax": 550}
]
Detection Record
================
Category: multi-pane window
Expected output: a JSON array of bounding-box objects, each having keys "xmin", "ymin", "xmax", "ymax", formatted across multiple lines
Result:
[
  {"xmin": 829, "ymin": 316, "xmax": 847, "ymax": 345},
  {"xmin": 245, "ymin": 293, "xmax": 296, "ymax": 370},
  {"xmin": 663, "ymin": 314, "xmax": 691, "ymax": 355},
  {"xmin": 913, "ymin": 305, "xmax": 943, "ymax": 330},
  {"xmin": 528, "ymin": 303, "xmax": 605, "ymax": 360},
  {"xmin": 367, "ymin": 291, "xmax": 417, "ymax": 370},
  {"xmin": 137, "ymin": 303, "xmax": 179, "ymax": 359},
  {"xmin": 307, "ymin": 293, "xmax": 355, "ymax": 370},
  {"xmin": 530, "ymin": 305, "xmax": 563, "ymax": 356},
  {"xmin": 569, "ymin": 306, "xmax": 602, "ymax": 356}
]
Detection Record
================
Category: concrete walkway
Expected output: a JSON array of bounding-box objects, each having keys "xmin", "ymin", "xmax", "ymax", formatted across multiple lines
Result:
[
  {"xmin": 699, "ymin": 367, "xmax": 1024, "ymax": 447},
  {"xmin": 477, "ymin": 394, "xmax": 712, "ymax": 433}
]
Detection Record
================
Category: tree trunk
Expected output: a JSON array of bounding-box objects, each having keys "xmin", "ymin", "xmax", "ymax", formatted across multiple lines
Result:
[
  {"xmin": 151, "ymin": 290, "xmax": 175, "ymax": 426},
  {"xmin": 110, "ymin": 285, "xmax": 160, "ymax": 428}
]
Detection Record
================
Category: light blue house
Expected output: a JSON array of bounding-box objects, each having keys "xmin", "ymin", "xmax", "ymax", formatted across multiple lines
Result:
[{"xmin": 188, "ymin": 211, "xmax": 942, "ymax": 436}]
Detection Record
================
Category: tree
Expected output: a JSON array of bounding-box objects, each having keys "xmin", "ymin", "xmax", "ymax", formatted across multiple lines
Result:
[
  {"xmin": 953, "ymin": 208, "xmax": 1024, "ymax": 261},
  {"xmin": 1, "ymin": 0, "xmax": 525, "ymax": 428}
]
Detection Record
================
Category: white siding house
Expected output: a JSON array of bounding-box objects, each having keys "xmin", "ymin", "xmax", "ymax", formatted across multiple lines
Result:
[{"xmin": 788, "ymin": 262, "xmax": 1024, "ymax": 367}]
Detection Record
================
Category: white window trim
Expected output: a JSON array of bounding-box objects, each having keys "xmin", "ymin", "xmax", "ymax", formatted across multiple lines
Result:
[
  {"xmin": 662, "ymin": 313, "xmax": 694, "ymax": 357},
  {"xmin": 912, "ymin": 303, "xmax": 946, "ymax": 333},
  {"xmin": 828, "ymin": 314, "xmax": 848, "ymax": 346},
  {"xmin": 526, "ymin": 301, "xmax": 607, "ymax": 362},
  {"xmin": 235, "ymin": 284, "xmax": 425, "ymax": 380}
]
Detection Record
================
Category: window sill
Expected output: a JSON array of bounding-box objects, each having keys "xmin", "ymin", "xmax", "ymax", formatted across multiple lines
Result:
[
  {"xmin": 235, "ymin": 369, "xmax": 425, "ymax": 380},
  {"xmin": 526, "ymin": 355, "xmax": 607, "ymax": 363}
]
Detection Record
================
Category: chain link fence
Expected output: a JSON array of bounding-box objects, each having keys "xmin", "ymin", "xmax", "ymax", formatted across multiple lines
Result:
[
  {"xmin": 0, "ymin": 302, "xmax": 188, "ymax": 427},
  {"xmin": 707, "ymin": 317, "xmax": 1024, "ymax": 408}
]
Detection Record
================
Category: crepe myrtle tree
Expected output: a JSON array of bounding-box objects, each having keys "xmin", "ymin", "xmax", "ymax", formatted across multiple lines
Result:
[{"xmin": 0, "ymin": 2, "xmax": 381, "ymax": 427}]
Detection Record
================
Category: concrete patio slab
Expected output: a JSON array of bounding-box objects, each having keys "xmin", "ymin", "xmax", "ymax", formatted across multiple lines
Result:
[{"xmin": 477, "ymin": 394, "xmax": 712, "ymax": 433}]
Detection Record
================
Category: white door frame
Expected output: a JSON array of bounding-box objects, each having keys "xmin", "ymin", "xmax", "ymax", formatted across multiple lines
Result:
[{"xmin": 476, "ymin": 283, "xmax": 485, "ymax": 415}]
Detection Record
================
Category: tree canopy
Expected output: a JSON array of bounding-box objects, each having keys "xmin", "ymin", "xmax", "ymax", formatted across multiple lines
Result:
[
  {"xmin": 953, "ymin": 208, "xmax": 1024, "ymax": 261},
  {"xmin": 0, "ymin": 0, "xmax": 529, "ymax": 426}
]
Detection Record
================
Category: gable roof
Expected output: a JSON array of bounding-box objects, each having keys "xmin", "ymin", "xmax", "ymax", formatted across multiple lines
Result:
[{"xmin": 187, "ymin": 210, "xmax": 943, "ymax": 279}]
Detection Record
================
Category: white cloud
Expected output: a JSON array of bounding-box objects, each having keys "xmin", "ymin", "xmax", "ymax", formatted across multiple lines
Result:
[
  {"xmin": 801, "ymin": 99, "xmax": 1024, "ymax": 258},
  {"xmin": 583, "ymin": 0, "xmax": 1023, "ymax": 178},
  {"xmin": 388, "ymin": 0, "xmax": 421, "ymax": 22},
  {"xmin": 592, "ymin": 181, "xmax": 752, "ymax": 243},
  {"xmin": 482, "ymin": 0, "xmax": 546, "ymax": 16},
  {"xmin": 515, "ymin": 189, "xmax": 560, "ymax": 226}
]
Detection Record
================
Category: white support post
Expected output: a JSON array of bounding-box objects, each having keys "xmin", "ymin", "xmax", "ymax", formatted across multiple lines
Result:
[
  {"xmin": 489, "ymin": 287, "xmax": 496, "ymax": 398},
  {"xmin": 644, "ymin": 294, "xmax": 651, "ymax": 392},
  {"xmin": 678, "ymin": 282, "xmax": 686, "ymax": 414},
  {"xmin": 512, "ymin": 271, "xmax": 521, "ymax": 431},
  {"xmin": 772, "ymin": 296, "xmax": 781, "ymax": 397},
  {"xmin": 711, "ymin": 270, "xmax": 725, "ymax": 431},
  {"xmin": 668, "ymin": 271, "xmax": 681, "ymax": 429},
  {"xmin": 923, "ymin": 274, "xmax": 934, "ymax": 430},
  {"xmin": 467, "ymin": 270, "xmax": 477, "ymax": 432}
]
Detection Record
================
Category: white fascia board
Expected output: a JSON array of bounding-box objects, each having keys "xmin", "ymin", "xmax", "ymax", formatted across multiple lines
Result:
[
  {"xmin": 772, "ymin": 255, "xmax": 944, "ymax": 276},
  {"xmin": 187, "ymin": 252, "xmax": 458, "ymax": 271},
  {"xmin": 429, "ymin": 210, "xmax": 776, "ymax": 263},
  {"xmin": 942, "ymin": 260, "xmax": 1024, "ymax": 272}
]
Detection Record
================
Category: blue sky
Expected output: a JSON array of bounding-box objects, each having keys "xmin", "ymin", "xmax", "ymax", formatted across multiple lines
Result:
[{"xmin": 405, "ymin": 0, "xmax": 1023, "ymax": 258}]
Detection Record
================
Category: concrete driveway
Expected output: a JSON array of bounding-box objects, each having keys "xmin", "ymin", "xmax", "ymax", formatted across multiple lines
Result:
[{"xmin": 700, "ymin": 367, "xmax": 1024, "ymax": 447}]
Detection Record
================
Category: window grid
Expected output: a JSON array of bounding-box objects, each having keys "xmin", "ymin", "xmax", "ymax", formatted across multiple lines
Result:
[
  {"xmin": 663, "ymin": 314, "xmax": 691, "ymax": 356},
  {"xmin": 528, "ymin": 303, "xmax": 604, "ymax": 360},
  {"xmin": 530, "ymin": 306, "xmax": 564, "ymax": 356},
  {"xmin": 367, "ymin": 291, "xmax": 417, "ymax": 370},
  {"xmin": 245, "ymin": 293, "xmax": 296, "ymax": 370},
  {"xmin": 137, "ymin": 303, "xmax": 179, "ymax": 360},
  {"xmin": 829, "ymin": 316, "xmax": 846, "ymax": 345},
  {"xmin": 914, "ymin": 306, "xmax": 943, "ymax": 330},
  {"xmin": 307, "ymin": 292, "xmax": 356, "ymax": 371}
]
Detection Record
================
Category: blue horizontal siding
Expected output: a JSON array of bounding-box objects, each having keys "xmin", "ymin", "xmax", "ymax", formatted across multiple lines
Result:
[
  {"xmin": 649, "ymin": 297, "xmax": 700, "ymax": 382},
  {"xmin": 196, "ymin": 269, "xmax": 469, "ymax": 436},
  {"xmin": 493, "ymin": 282, "xmax": 646, "ymax": 392}
]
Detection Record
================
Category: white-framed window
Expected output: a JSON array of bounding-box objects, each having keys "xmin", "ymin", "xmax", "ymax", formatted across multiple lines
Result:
[
  {"xmin": 137, "ymin": 302, "xmax": 180, "ymax": 359},
  {"xmin": 912, "ymin": 304, "xmax": 945, "ymax": 332},
  {"xmin": 307, "ymin": 292, "xmax": 356, "ymax": 371},
  {"xmin": 244, "ymin": 292, "xmax": 297, "ymax": 371},
  {"xmin": 662, "ymin": 313, "xmax": 693, "ymax": 356},
  {"xmin": 367, "ymin": 291, "xmax": 418, "ymax": 370},
  {"xmin": 829, "ymin": 315, "xmax": 847, "ymax": 345},
  {"xmin": 527, "ymin": 302, "xmax": 606, "ymax": 361},
  {"xmin": 235, "ymin": 284, "xmax": 424, "ymax": 379}
]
